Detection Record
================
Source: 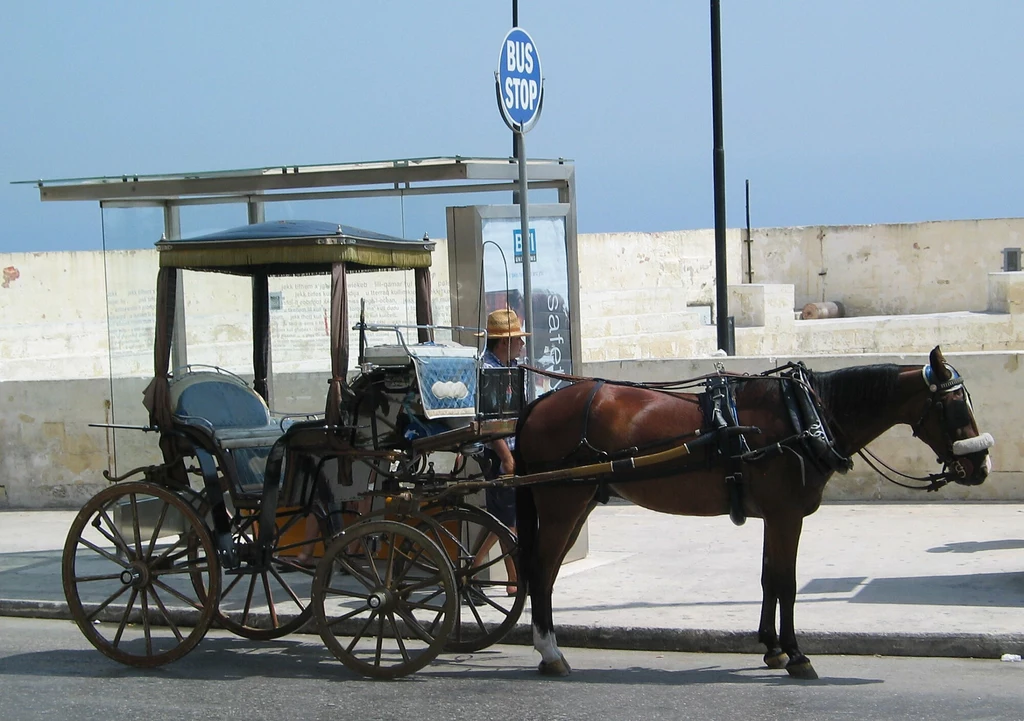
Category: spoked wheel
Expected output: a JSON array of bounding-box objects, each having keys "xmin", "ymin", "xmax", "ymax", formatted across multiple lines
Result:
[
  {"xmin": 61, "ymin": 481, "xmax": 219, "ymax": 667},
  {"xmin": 192, "ymin": 506, "xmax": 329, "ymax": 640},
  {"xmin": 313, "ymin": 519, "xmax": 457, "ymax": 679},
  {"xmin": 422, "ymin": 504, "xmax": 526, "ymax": 653}
]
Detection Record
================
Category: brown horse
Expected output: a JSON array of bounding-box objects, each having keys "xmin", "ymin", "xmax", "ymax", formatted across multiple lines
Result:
[{"xmin": 513, "ymin": 346, "xmax": 992, "ymax": 679}]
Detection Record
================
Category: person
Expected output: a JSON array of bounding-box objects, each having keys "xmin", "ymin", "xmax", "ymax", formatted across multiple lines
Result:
[{"xmin": 471, "ymin": 308, "xmax": 528, "ymax": 598}]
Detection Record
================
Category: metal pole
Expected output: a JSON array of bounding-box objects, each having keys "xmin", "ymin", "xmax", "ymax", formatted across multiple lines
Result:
[
  {"xmin": 711, "ymin": 0, "xmax": 731, "ymax": 354},
  {"xmin": 745, "ymin": 178, "xmax": 753, "ymax": 284},
  {"xmin": 163, "ymin": 205, "xmax": 187, "ymax": 373},
  {"xmin": 247, "ymin": 199, "xmax": 273, "ymax": 405},
  {"xmin": 517, "ymin": 131, "xmax": 535, "ymax": 391},
  {"xmin": 511, "ymin": 0, "xmax": 520, "ymax": 206}
]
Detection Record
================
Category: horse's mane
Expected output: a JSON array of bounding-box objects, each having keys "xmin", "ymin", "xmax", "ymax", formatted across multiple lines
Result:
[{"xmin": 804, "ymin": 364, "xmax": 901, "ymax": 417}]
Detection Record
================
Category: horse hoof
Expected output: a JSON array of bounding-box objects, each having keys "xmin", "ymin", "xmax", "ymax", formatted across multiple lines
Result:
[
  {"xmin": 786, "ymin": 660, "xmax": 819, "ymax": 680},
  {"xmin": 764, "ymin": 650, "xmax": 789, "ymax": 669},
  {"xmin": 538, "ymin": 654, "xmax": 572, "ymax": 677}
]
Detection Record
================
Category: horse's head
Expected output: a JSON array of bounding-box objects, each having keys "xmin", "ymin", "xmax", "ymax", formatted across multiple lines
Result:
[{"xmin": 910, "ymin": 347, "xmax": 993, "ymax": 486}]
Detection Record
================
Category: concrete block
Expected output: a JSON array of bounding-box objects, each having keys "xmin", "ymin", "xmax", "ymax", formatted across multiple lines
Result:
[
  {"xmin": 987, "ymin": 271, "xmax": 1024, "ymax": 314},
  {"xmin": 729, "ymin": 284, "xmax": 796, "ymax": 329}
]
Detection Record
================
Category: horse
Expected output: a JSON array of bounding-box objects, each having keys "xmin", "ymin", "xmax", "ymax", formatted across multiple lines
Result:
[{"xmin": 513, "ymin": 346, "xmax": 992, "ymax": 679}]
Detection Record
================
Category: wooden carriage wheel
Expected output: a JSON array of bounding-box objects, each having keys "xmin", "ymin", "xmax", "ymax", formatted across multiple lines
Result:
[
  {"xmin": 422, "ymin": 504, "xmax": 526, "ymax": 653},
  {"xmin": 189, "ymin": 506, "xmax": 330, "ymax": 641},
  {"xmin": 312, "ymin": 519, "xmax": 456, "ymax": 679},
  {"xmin": 61, "ymin": 481, "xmax": 219, "ymax": 667}
]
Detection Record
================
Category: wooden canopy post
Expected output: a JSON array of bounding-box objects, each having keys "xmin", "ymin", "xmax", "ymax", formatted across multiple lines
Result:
[
  {"xmin": 326, "ymin": 262, "xmax": 349, "ymax": 427},
  {"xmin": 415, "ymin": 265, "xmax": 434, "ymax": 343}
]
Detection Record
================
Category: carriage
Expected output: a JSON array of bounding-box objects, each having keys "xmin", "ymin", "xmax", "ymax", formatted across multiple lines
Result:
[
  {"xmin": 62, "ymin": 218, "xmax": 994, "ymax": 681},
  {"xmin": 62, "ymin": 219, "xmax": 532, "ymax": 678}
]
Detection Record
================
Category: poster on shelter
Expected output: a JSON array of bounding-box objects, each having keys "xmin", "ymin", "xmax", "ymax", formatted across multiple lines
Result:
[{"xmin": 480, "ymin": 216, "xmax": 572, "ymax": 394}]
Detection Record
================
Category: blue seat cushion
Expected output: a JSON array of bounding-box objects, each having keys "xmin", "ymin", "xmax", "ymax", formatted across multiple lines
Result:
[{"xmin": 174, "ymin": 379, "xmax": 273, "ymax": 428}]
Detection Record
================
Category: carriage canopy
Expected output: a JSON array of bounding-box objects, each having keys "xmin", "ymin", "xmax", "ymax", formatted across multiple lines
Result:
[
  {"xmin": 146, "ymin": 220, "xmax": 437, "ymax": 430},
  {"xmin": 156, "ymin": 219, "xmax": 434, "ymax": 275}
]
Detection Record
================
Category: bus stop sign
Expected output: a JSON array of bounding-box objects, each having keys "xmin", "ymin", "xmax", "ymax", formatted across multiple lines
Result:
[{"xmin": 496, "ymin": 27, "xmax": 544, "ymax": 132}]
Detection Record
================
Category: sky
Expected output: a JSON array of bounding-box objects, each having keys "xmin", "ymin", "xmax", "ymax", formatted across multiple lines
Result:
[{"xmin": 2, "ymin": 1, "xmax": 1023, "ymax": 253}]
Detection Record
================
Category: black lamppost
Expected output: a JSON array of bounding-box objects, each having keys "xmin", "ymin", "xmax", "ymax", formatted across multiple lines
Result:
[{"xmin": 711, "ymin": 0, "xmax": 733, "ymax": 354}]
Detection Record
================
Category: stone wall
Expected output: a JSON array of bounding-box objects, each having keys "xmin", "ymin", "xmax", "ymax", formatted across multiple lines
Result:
[
  {"xmin": 744, "ymin": 218, "xmax": 1024, "ymax": 315},
  {"xmin": 2, "ymin": 218, "xmax": 1023, "ymax": 507},
  {"xmin": 4, "ymin": 348, "xmax": 1018, "ymax": 508}
]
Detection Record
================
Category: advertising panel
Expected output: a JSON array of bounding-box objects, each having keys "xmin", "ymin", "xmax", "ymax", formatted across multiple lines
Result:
[{"xmin": 481, "ymin": 216, "xmax": 572, "ymax": 394}]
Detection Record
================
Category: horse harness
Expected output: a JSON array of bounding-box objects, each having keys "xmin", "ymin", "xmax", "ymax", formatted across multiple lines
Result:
[
  {"xmin": 550, "ymin": 363, "xmax": 853, "ymax": 526},
  {"xmin": 703, "ymin": 363, "xmax": 853, "ymax": 525}
]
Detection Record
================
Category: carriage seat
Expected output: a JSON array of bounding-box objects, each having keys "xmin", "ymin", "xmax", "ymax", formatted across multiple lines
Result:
[{"xmin": 169, "ymin": 370, "xmax": 285, "ymax": 495}]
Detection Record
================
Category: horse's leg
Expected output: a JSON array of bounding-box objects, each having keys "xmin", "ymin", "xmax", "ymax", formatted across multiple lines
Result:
[
  {"xmin": 528, "ymin": 485, "xmax": 596, "ymax": 677},
  {"xmin": 758, "ymin": 522, "xmax": 787, "ymax": 669},
  {"xmin": 766, "ymin": 516, "xmax": 818, "ymax": 680}
]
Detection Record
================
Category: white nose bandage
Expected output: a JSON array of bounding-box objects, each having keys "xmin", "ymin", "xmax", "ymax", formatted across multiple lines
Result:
[{"xmin": 951, "ymin": 432, "xmax": 994, "ymax": 456}]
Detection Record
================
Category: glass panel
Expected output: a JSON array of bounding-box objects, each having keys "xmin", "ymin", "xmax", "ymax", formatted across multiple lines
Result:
[
  {"xmin": 268, "ymin": 273, "xmax": 332, "ymax": 374},
  {"xmin": 266, "ymin": 272, "xmax": 331, "ymax": 416},
  {"xmin": 263, "ymin": 193, "xmax": 508, "ymax": 347},
  {"xmin": 177, "ymin": 203, "xmax": 253, "ymax": 375},
  {"xmin": 180, "ymin": 269, "xmax": 253, "ymax": 375},
  {"xmin": 100, "ymin": 206, "xmax": 165, "ymax": 476},
  {"xmin": 178, "ymin": 203, "xmax": 249, "ymax": 239},
  {"xmin": 481, "ymin": 215, "xmax": 572, "ymax": 396},
  {"xmin": 264, "ymin": 196, "xmax": 407, "ymax": 240},
  {"xmin": 266, "ymin": 197, "xmax": 430, "ymax": 351}
]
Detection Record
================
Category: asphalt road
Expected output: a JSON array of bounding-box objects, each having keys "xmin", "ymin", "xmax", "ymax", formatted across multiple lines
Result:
[{"xmin": 0, "ymin": 617, "xmax": 1022, "ymax": 721}]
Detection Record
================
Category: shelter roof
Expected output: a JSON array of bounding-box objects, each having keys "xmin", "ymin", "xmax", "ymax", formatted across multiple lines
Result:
[{"xmin": 14, "ymin": 156, "xmax": 574, "ymax": 203}]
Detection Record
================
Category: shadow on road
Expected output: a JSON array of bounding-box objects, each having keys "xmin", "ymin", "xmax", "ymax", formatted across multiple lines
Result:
[
  {"xmin": 0, "ymin": 637, "xmax": 884, "ymax": 687},
  {"xmin": 927, "ymin": 539, "xmax": 1024, "ymax": 554}
]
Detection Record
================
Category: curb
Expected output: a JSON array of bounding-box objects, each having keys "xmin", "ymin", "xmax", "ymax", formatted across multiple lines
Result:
[
  {"xmin": 3, "ymin": 600, "xmax": 1021, "ymax": 660},
  {"xmin": 542, "ymin": 625, "xmax": 1024, "ymax": 660},
  {"xmin": 0, "ymin": 600, "xmax": 72, "ymax": 620}
]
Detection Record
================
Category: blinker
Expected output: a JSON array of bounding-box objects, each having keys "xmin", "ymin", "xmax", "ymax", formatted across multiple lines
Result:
[
  {"xmin": 945, "ymin": 399, "xmax": 973, "ymax": 430},
  {"xmin": 922, "ymin": 363, "xmax": 963, "ymax": 393}
]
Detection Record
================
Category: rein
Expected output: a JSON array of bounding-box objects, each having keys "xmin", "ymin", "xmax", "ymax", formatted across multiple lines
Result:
[{"xmin": 855, "ymin": 447, "xmax": 950, "ymax": 492}]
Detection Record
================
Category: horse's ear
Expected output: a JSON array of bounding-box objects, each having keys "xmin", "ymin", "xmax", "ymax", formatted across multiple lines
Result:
[{"xmin": 929, "ymin": 346, "xmax": 951, "ymax": 382}]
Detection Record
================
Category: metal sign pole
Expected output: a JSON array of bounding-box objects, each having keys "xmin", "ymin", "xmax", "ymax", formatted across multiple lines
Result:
[
  {"xmin": 497, "ymin": 26, "xmax": 544, "ymax": 398},
  {"xmin": 517, "ymin": 130, "xmax": 535, "ymax": 385},
  {"xmin": 511, "ymin": 0, "xmax": 520, "ymax": 206}
]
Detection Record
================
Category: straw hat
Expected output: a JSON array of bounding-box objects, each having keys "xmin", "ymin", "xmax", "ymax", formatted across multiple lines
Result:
[{"xmin": 477, "ymin": 308, "xmax": 530, "ymax": 338}]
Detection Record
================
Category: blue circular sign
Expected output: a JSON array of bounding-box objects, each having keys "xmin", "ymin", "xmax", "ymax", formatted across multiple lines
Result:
[{"xmin": 497, "ymin": 27, "xmax": 543, "ymax": 132}]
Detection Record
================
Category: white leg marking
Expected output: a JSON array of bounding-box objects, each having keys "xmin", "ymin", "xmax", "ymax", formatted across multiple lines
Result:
[
  {"xmin": 985, "ymin": 455, "xmax": 993, "ymax": 474},
  {"xmin": 533, "ymin": 624, "xmax": 562, "ymax": 664}
]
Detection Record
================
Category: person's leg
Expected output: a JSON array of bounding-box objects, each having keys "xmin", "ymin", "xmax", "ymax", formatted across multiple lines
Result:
[
  {"xmin": 503, "ymin": 525, "xmax": 518, "ymax": 594},
  {"xmin": 295, "ymin": 512, "xmax": 320, "ymax": 567},
  {"xmin": 470, "ymin": 527, "xmax": 517, "ymax": 595},
  {"xmin": 472, "ymin": 531, "xmax": 499, "ymax": 570},
  {"xmin": 475, "ymin": 485, "xmax": 518, "ymax": 595}
]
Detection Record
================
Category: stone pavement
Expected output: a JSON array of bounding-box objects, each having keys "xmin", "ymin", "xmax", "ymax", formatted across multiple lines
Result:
[{"xmin": 1, "ymin": 502, "xmax": 1022, "ymax": 659}]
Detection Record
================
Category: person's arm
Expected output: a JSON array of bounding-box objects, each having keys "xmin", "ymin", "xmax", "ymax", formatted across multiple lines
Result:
[{"xmin": 492, "ymin": 438, "xmax": 515, "ymax": 475}]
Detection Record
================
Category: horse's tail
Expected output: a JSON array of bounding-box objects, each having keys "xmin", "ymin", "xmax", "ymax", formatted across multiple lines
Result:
[
  {"xmin": 513, "ymin": 393, "xmax": 544, "ymax": 597},
  {"xmin": 514, "ymin": 482, "xmax": 536, "ymax": 596}
]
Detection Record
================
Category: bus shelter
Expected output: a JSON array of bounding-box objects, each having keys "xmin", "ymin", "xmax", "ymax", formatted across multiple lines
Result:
[{"xmin": 17, "ymin": 156, "xmax": 580, "ymax": 477}]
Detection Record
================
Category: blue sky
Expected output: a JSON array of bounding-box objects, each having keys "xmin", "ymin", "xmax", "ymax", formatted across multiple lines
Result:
[{"xmin": 3, "ymin": 1, "xmax": 1023, "ymax": 252}]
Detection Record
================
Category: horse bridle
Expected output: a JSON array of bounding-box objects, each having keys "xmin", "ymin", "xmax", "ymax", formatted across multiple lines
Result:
[{"xmin": 863, "ymin": 364, "xmax": 994, "ymax": 490}]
